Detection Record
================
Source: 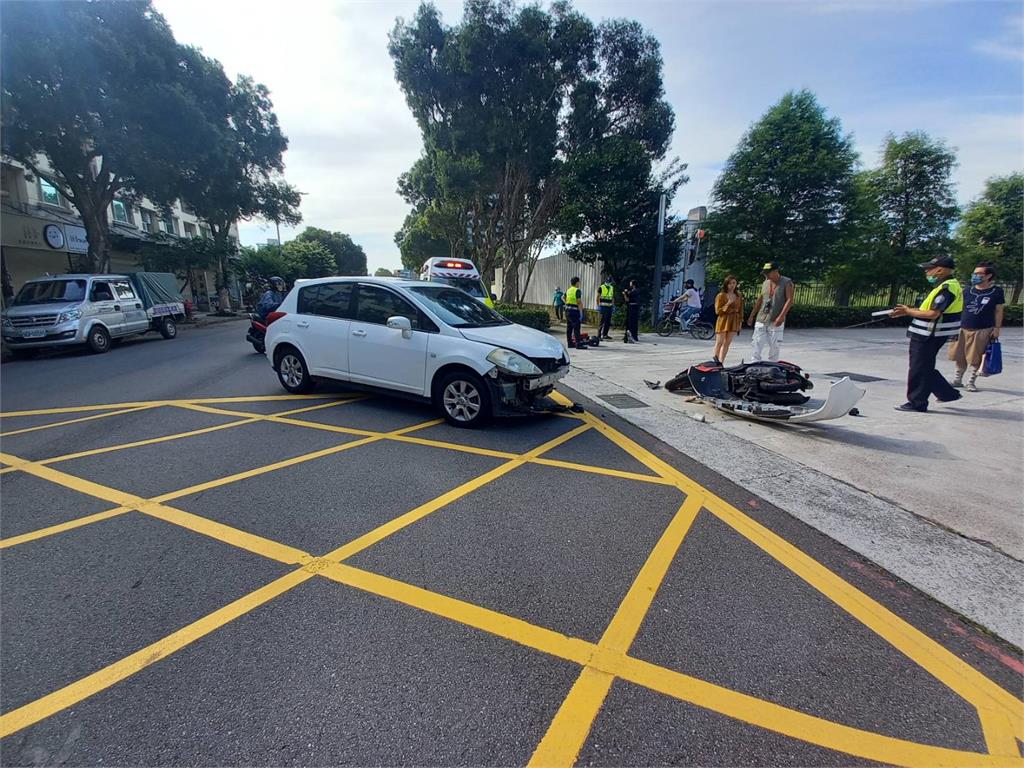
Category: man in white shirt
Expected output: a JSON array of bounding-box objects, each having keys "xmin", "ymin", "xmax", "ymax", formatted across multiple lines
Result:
[{"xmin": 671, "ymin": 279, "xmax": 702, "ymax": 324}]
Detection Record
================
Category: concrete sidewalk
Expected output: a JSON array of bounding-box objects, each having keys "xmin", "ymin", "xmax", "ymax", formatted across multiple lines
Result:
[{"xmin": 556, "ymin": 323, "xmax": 1024, "ymax": 646}]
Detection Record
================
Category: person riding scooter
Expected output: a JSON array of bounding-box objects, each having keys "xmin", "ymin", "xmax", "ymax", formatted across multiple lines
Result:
[{"xmin": 256, "ymin": 276, "xmax": 286, "ymax": 321}]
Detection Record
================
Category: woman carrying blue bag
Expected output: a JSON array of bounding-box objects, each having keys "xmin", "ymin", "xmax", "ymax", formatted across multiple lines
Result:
[{"xmin": 948, "ymin": 261, "xmax": 1004, "ymax": 392}]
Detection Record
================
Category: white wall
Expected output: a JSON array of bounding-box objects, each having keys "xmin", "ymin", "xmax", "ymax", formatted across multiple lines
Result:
[{"xmin": 508, "ymin": 252, "xmax": 604, "ymax": 308}]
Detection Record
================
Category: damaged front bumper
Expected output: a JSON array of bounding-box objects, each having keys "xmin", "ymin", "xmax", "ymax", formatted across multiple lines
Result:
[{"xmin": 485, "ymin": 364, "xmax": 570, "ymax": 416}]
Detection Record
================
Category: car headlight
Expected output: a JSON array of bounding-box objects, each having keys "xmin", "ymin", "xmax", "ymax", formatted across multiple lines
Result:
[
  {"xmin": 58, "ymin": 309, "xmax": 82, "ymax": 323},
  {"xmin": 486, "ymin": 348, "xmax": 542, "ymax": 376}
]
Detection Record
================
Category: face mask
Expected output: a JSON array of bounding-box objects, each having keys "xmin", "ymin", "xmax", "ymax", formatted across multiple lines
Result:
[
  {"xmin": 926, "ymin": 275, "xmax": 940, "ymax": 285},
  {"xmin": 971, "ymin": 274, "xmax": 984, "ymax": 285}
]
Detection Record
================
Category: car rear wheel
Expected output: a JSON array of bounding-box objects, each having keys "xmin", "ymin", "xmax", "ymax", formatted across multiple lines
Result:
[
  {"xmin": 276, "ymin": 347, "xmax": 313, "ymax": 393},
  {"xmin": 87, "ymin": 325, "xmax": 111, "ymax": 354},
  {"xmin": 435, "ymin": 369, "xmax": 492, "ymax": 428}
]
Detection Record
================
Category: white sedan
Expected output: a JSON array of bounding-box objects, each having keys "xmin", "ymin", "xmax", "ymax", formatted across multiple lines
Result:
[{"xmin": 264, "ymin": 276, "xmax": 569, "ymax": 428}]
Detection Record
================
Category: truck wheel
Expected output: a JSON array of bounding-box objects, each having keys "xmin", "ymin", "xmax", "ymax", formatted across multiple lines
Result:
[
  {"xmin": 87, "ymin": 326, "xmax": 111, "ymax": 354},
  {"xmin": 435, "ymin": 369, "xmax": 492, "ymax": 428},
  {"xmin": 158, "ymin": 317, "xmax": 177, "ymax": 339}
]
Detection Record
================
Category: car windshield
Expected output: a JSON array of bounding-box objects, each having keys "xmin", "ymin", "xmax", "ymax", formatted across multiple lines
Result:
[
  {"xmin": 12, "ymin": 279, "xmax": 87, "ymax": 305},
  {"xmin": 409, "ymin": 286, "xmax": 510, "ymax": 328},
  {"xmin": 431, "ymin": 276, "xmax": 486, "ymax": 298}
]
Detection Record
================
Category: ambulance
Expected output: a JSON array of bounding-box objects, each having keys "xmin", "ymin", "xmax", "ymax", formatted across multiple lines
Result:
[{"xmin": 419, "ymin": 257, "xmax": 495, "ymax": 308}]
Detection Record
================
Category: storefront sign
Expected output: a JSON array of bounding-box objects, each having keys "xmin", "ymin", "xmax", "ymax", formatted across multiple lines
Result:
[
  {"xmin": 65, "ymin": 225, "xmax": 89, "ymax": 253},
  {"xmin": 43, "ymin": 224, "xmax": 65, "ymax": 249}
]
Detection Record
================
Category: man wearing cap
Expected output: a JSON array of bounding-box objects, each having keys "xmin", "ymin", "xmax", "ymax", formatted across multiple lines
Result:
[
  {"xmin": 746, "ymin": 263, "xmax": 794, "ymax": 362},
  {"xmin": 890, "ymin": 256, "xmax": 963, "ymax": 412}
]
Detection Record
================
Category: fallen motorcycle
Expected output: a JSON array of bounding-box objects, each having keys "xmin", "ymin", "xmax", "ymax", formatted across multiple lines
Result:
[{"xmin": 666, "ymin": 360, "xmax": 864, "ymax": 423}]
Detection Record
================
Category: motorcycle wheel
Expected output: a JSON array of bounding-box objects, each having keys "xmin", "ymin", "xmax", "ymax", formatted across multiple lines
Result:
[
  {"xmin": 656, "ymin": 319, "xmax": 674, "ymax": 337},
  {"xmin": 690, "ymin": 322, "xmax": 715, "ymax": 341}
]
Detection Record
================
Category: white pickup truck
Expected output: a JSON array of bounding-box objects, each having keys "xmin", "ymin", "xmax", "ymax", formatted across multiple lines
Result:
[{"xmin": 2, "ymin": 272, "xmax": 185, "ymax": 356}]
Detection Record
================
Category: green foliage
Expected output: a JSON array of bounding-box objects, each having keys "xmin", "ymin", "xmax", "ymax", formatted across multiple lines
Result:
[
  {"xmin": 869, "ymin": 131, "xmax": 959, "ymax": 301},
  {"xmin": 389, "ymin": 0, "xmax": 677, "ymax": 301},
  {"xmin": 705, "ymin": 90, "xmax": 858, "ymax": 286},
  {"xmin": 0, "ymin": 1, "xmax": 222, "ymax": 271},
  {"xmin": 955, "ymin": 172, "xmax": 1023, "ymax": 297},
  {"xmin": 238, "ymin": 245, "xmax": 292, "ymax": 284},
  {"xmin": 1002, "ymin": 304, "xmax": 1022, "ymax": 326},
  {"xmin": 781, "ymin": 305, "xmax": 903, "ymax": 328},
  {"xmin": 282, "ymin": 241, "xmax": 335, "ymax": 279},
  {"xmin": 374, "ymin": 267, "xmax": 395, "ymax": 277},
  {"xmin": 140, "ymin": 236, "xmax": 223, "ymax": 276},
  {"xmin": 494, "ymin": 304, "xmax": 550, "ymax": 331},
  {"xmin": 295, "ymin": 227, "xmax": 367, "ymax": 276}
]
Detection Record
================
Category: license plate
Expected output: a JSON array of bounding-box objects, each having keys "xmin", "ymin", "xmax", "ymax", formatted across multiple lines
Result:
[{"xmin": 22, "ymin": 329, "xmax": 45, "ymax": 339}]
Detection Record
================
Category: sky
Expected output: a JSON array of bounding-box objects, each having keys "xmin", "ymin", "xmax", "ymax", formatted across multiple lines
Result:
[{"xmin": 155, "ymin": 0, "xmax": 1023, "ymax": 273}]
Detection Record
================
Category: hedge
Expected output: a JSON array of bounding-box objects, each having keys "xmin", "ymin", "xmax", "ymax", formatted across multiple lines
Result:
[
  {"xmin": 784, "ymin": 303, "xmax": 1023, "ymax": 328},
  {"xmin": 495, "ymin": 303, "xmax": 550, "ymax": 331}
]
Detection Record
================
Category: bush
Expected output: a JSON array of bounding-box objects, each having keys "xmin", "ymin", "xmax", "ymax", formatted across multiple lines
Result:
[
  {"xmin": 495, "ymin": 303, "xmax": 550, "ymax": 331},
  {"xmin": 783, "ymin": 305, "xmax": 904, "ymax": 329},
  {"xmin": 1003, "ymin": 304, "xmax": 1022, "ymax": 326}
]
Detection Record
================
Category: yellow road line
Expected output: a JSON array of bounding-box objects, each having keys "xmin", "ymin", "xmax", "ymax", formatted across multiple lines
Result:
[
  {"xmin": 529, "ymin": 495, "xmax": 704, "ymax": 767},
  {"xmin": 136, "ymin": 501, "xmax": 310, "ymax": 565},
  {"xmin": 322, "ymin": 423, "xmax": 592, "ymax": 563},
  {"xmin": 0, "ymin": 452, "xmax": 145, "ymax": 508},
  {"xmin": 0, "ymin": 569, "xmax": 315, "ymax": 739},
  {"xmin": 0, "ymin": 394, "xmax": 328, "ymax": 419},
  {"xmin": 0, "ymin": 507, "xmax": 133, "ymax": 550},
  {"xmin": 0, "ymin": 405, "xmax": 157, "ymax": 438},
  {"xmin": 978, "ymin": 707, "xmax": 1021, "ymax": 757},
  {"xmin": 552, "ymin": 388, "xmax": 1024, "ymax": 739},
  {"xmin": 530, "ymin": 457, "xmax": 675, "ymax": 485},
  {"xmin": 322, "ymin": 562, "xmax": 1012, "ymax": 768}
]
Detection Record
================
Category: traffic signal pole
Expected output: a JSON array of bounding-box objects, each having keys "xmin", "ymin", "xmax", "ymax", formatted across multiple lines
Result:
[{"xmin": 651, "ymin": 193, "xmax": 666, "ymax": 329}]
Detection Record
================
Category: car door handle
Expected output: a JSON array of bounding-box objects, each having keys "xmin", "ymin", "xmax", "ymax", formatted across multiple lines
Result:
[
  {"xmin": 135, "ymin": 303, "xmax": 142, "ymax": 309},
  {"xmin": 352, "ymin": 329, "xmax": 367, "ymax": 337},
  {"xmin": 296, "ymin": 321, "xmax": 310, "ymax": 328},
  {"xmin": 113, "ymin": 305, "xmax": 121, "ymax": 311}
]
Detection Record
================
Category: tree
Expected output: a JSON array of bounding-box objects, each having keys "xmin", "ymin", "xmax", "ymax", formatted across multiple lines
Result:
[
  {"xmin": 281, "ymin": 240, "xmax": 335, "ymax": 279},
  {"xmin": 705, "ymin": 90, "xmax": 858, "ymax": 286},
  {"xmin": 870, "ymin": 131, "xmax": 959, "ymax": 304},
  {"xmin": 139, "ymin": 236, "xmax": 226, "ymax": 299},
  {"xmin": 294, "ymin": 227, "xmax": 367, "ymax": 275},
  {"xmin": 955, "ymin": 172, "xmax": 1023, "ymax": 302},
  {"xmin": 374, "ymin": 267, "xmax": 395, "ymax": 277},
  {"xmin": 176, "ymin": 74, "xmax": 303, "ymax": 312},
  {"xmin": 1, "ymin": 1, "xmax": 220, "ymax": 272},
  {"xmin": 395, "ymin": 212, "xmax": 450, "ymax": 270},
  {"xmin": 823, "ymin": 171, "xmax": 892, "ymax": 304}
]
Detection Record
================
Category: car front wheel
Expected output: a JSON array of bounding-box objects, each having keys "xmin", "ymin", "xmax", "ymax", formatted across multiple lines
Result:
[
  {"xmin": 276, "ymin": 347, "xmax": 313, "ymax": 393},
  {"xmin": 87, "ymin": 325, "xmax": 111, "ymax": 354},
  {"xmin": 435, "ymin": 369, "xmax": 492, "ymax": 428}
]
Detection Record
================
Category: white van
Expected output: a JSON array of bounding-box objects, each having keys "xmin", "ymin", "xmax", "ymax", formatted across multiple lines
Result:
[
  {"xmin": 1, "ymin": 273, "xmax": 184, "ymax": 356},
  {"xmin": 419, "ymin": 257, "xmax": 495, "ymax": 308}
]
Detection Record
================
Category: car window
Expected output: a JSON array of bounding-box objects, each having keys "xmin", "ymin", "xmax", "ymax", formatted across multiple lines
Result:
[
  {"xmin": 355, "ymin": 285, "xmax": 435, "ymax": 331},
  {"xmin": 297, "ymin": 282, "xmax": 354, "ymax": 319},
  {"xmin": 408, "ymin": 286, "xmax": 510, "ymax": 328},
  {"xmin": 12, "ymin": 279, "xmax": 86, "ymax": 305},
  {"xmin": 90, "ymin": 282, "xmax": 114, "ymax": 301},
  {"xmin": 111, "ymin": 281, "xmax": 136, "ymax": 300}
]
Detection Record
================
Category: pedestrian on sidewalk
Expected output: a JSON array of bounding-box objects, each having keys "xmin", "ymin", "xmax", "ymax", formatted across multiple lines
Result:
[
  {"xmin": 746, "ymin": 263, "xmax": 793, "ymax": 362},
  {"xmin": 713, "ymin": 275, "xmax": 744, "ymax": 364},
  {"xmin": 553, "ymin": 286, "xmax": 565, "ymax": 321},
  {"xmin": 623, "ymin": 279, "xmax": 640, "ymax": 343},
  {"xmin": 948, "ymin": 261, "xmax": 1004, "ymax": 392},
  {"xmin": 564, "ymin": 276, "xmax": 586, "ymax": 351},
  {"xmin": 597, "ymin": 275, "xmax": 615, "ymax": 339},
  {"xmin": 891, "ymin": 256, "xmax": 963, "ymax": 412}
]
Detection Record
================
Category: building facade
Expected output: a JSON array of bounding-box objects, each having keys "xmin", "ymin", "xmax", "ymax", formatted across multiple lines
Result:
[{"xmin": 1, "ymin": 156, "xmax": 239, "ymax": 310}]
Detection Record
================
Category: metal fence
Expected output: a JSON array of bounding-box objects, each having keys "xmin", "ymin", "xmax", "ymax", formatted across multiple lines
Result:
[
  {"xmin": 793, "ymin": 283, "xmax": 920, "ymax": 308},
  {"xmin": 509, "ymin": 252, "xmax": 604, "ymax": 308}
]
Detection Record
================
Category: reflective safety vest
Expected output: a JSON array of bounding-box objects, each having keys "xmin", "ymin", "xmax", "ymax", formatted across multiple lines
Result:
[
  {"xmin": 565, "ymin": 286, "xmax": 581, "ymax": 307},
  {"xmin": 599, "ymin": 283, "xmax": 614, "ymax": 306},
  {"xmin": 908, "ymin": 278, "xmax": 963, "ymax": 339}
]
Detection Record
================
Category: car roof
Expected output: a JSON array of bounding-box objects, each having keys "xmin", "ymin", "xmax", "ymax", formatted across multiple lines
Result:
[
  {"xmin": 25, "ymin": 274, "xmax": 129, "ymax": 282},
  {"xmin": 292, "ymin": 276, "xmax": 422, "ymax": 289}
]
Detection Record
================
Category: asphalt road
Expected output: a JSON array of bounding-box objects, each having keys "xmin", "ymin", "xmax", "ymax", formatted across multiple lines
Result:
[{"xmin": 1, "ymin": 321, "xmax": 1021, "ymax": 767}]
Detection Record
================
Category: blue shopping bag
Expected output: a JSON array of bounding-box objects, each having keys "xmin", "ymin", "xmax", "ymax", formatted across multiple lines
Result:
[{"xmin": 983, "ymin": 339, "xmax": 1002, "ymax": 376}]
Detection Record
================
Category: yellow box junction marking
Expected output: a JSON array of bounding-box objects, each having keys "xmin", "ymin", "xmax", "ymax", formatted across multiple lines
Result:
[{"xmin": 0, "ymin": 390, "xmax": 1020, "ymax": 765}]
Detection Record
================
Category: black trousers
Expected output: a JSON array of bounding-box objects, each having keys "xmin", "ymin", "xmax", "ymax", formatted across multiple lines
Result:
[
  {"xmin": 555, "ymin": 304, "xmax": 564, "ymax": 321},
  {"xmin": 907, "ymin": 335, "xmax": 959, "ymax": 410},
  {"xmin": 626, "ymin": 305, "xmax": 639, "ymax": 341},
  {"xmin": 566, "ymin": 307, "xmax": 582, "ymax": 348},
  {"xmin": 598, "ymin": 306, "xmax": 613, "ymax": 337}
]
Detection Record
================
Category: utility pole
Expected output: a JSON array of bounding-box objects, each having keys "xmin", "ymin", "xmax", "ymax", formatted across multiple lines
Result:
[{"xmin": 651, "ymin": 193, "xmax": 666, "ymax": 327}]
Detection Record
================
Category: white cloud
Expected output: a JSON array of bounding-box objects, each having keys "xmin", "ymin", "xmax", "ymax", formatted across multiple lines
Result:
[{"xmin": 973, "ymin": 12, "xmax": 1024, "ymax": 62}]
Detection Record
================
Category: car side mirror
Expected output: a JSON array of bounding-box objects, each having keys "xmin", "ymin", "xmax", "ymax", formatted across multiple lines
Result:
[
  {"xmin": 386, "ymin": 315, "xmax": 413, "ymax": 339},
  {"xmin": 490, "ymin": 293, "xmax": 497, "ymax": 303}
]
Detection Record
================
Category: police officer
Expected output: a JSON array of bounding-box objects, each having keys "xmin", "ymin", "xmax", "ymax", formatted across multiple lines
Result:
[
  {"xmin": 596, "ymin": 275, "xmax": 614, "ymax": 340},
  {"xmin": 891, "ymin": 256, "xmax": 963, "ymax": 412},
  {"xmin": 564, "ymin": 276, "xmax": 586, "ymax": 351},
  {"xmin": 623, "ymin": 279, "xmax": 640, "ymax": 343}
]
